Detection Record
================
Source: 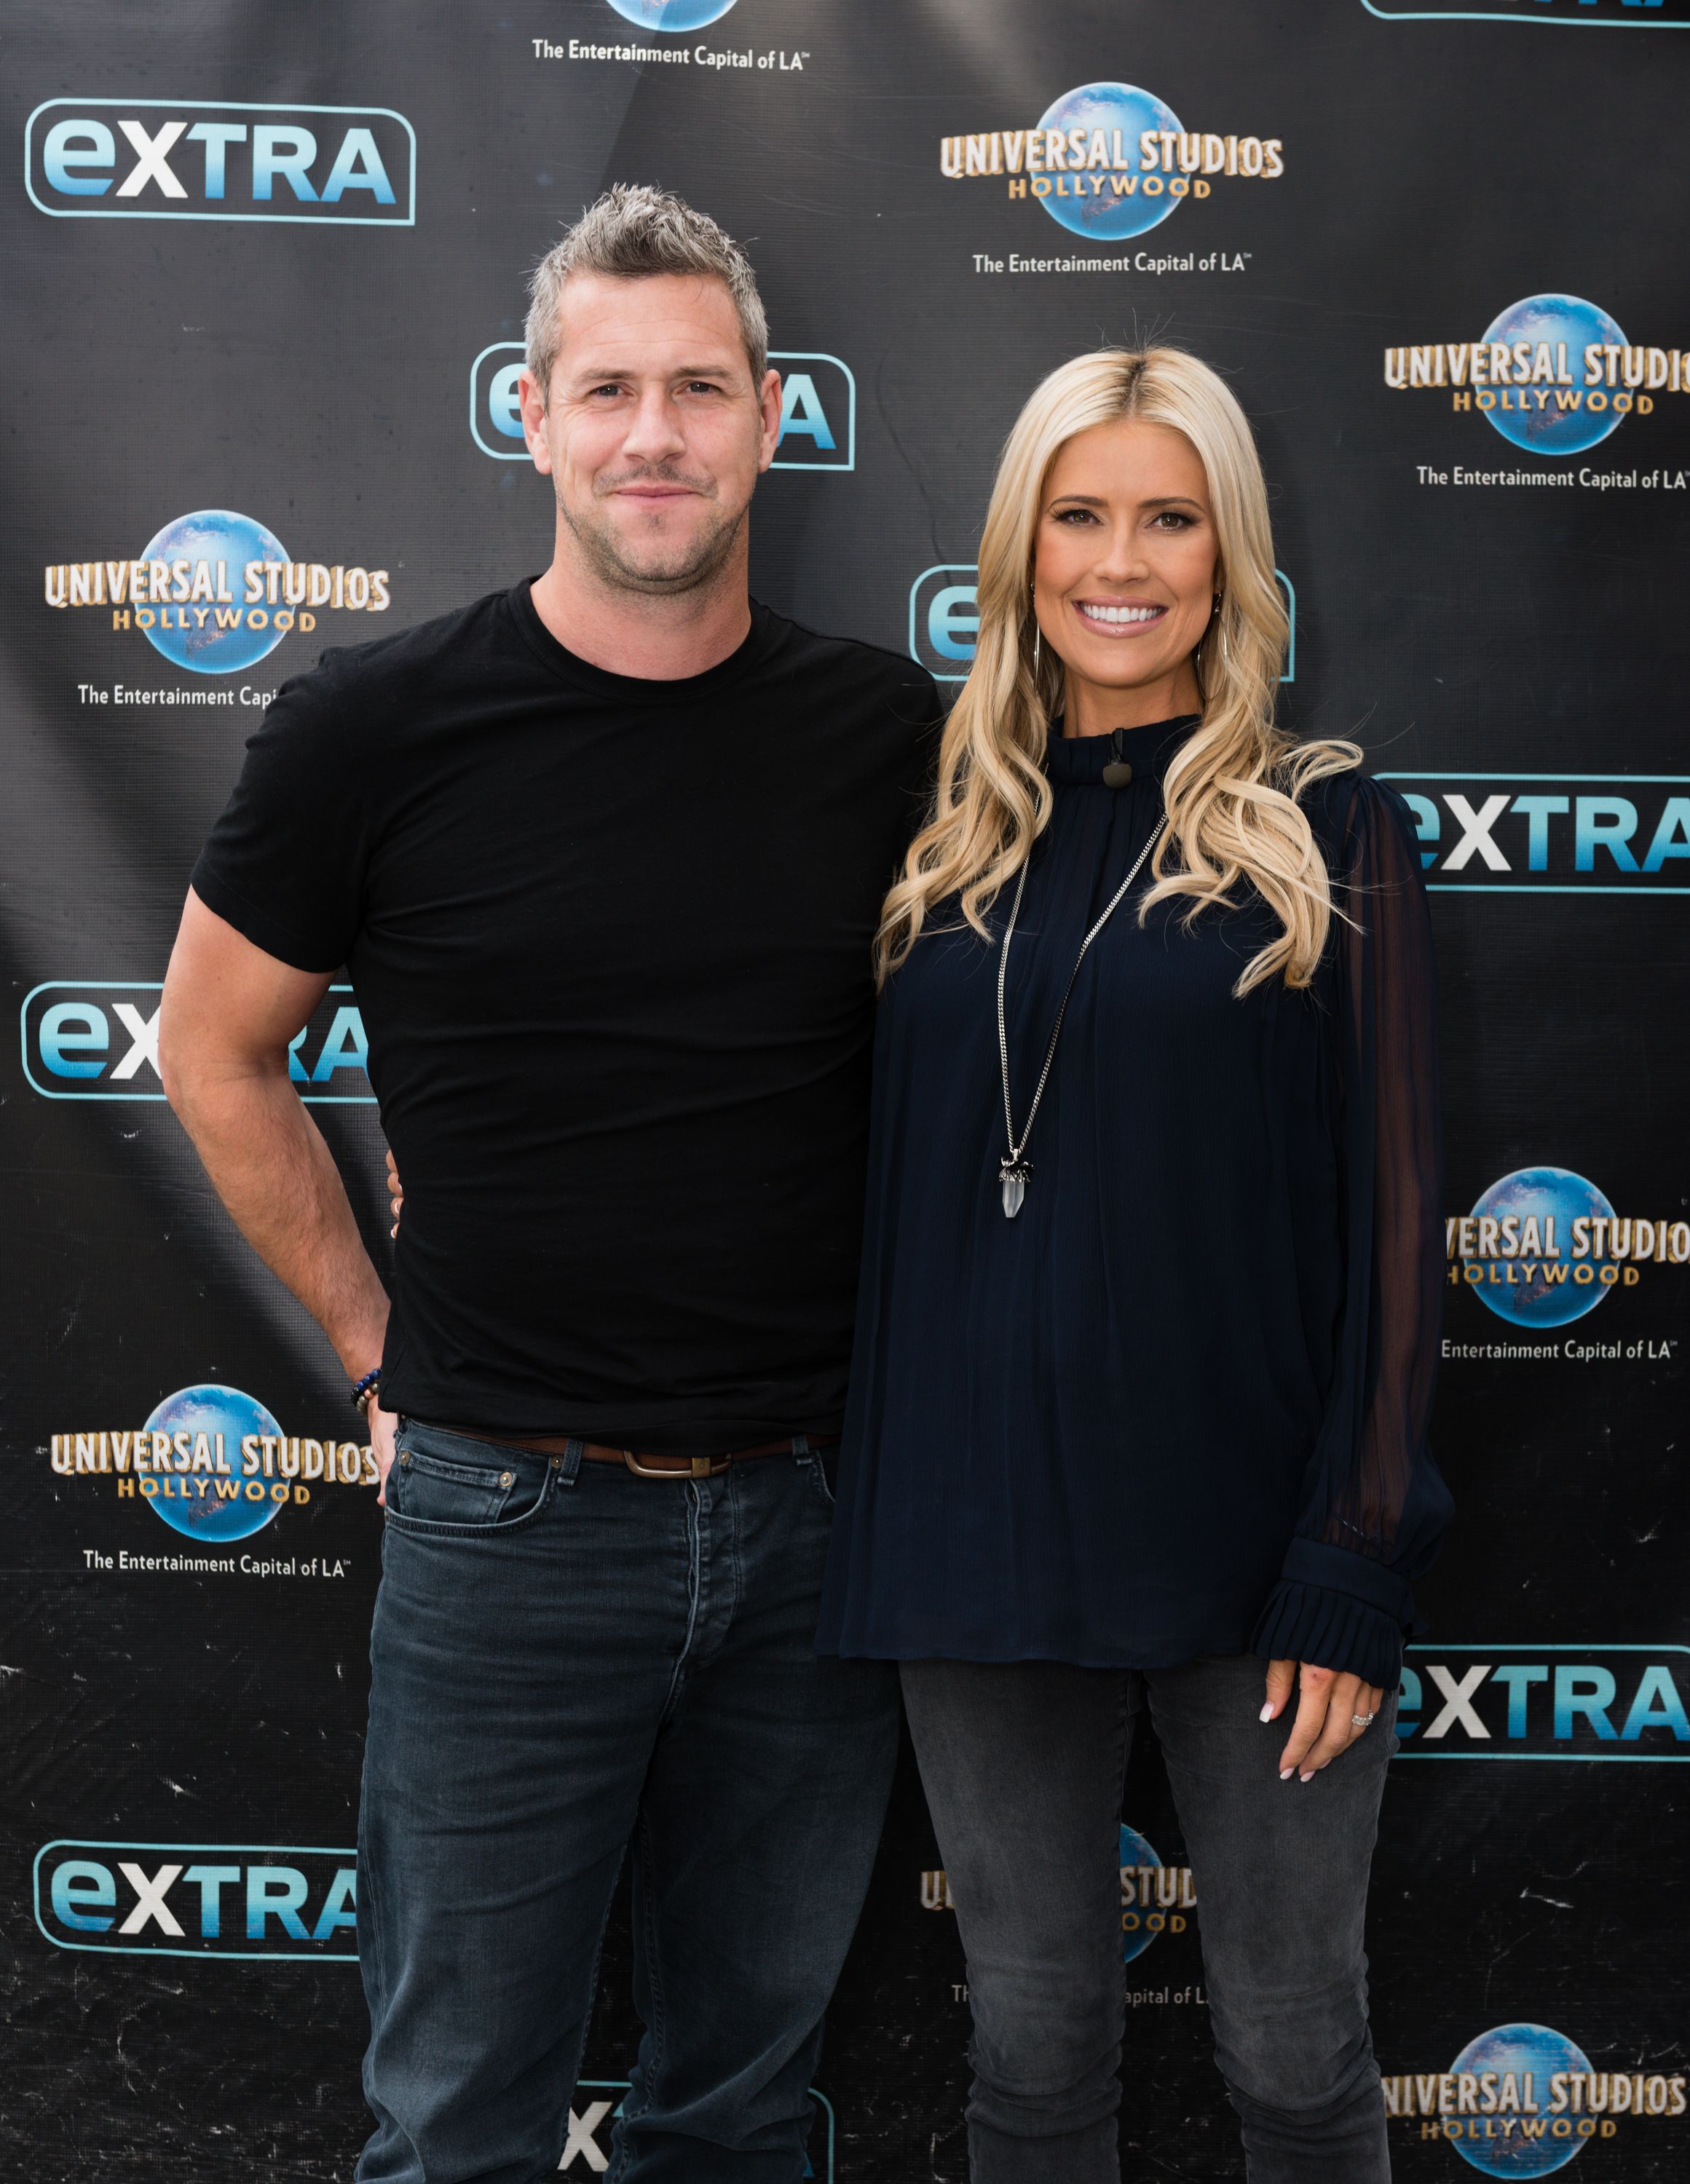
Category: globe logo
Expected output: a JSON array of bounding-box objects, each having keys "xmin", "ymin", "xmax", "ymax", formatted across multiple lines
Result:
[
  {"xmin": 606, "ymin": 0, "xmax": 739, "ymax": 28},
  {"xmin": 1445, "ymin": 2024, "xmax": 1593, "ymax": 2177},
  {"xmin": 137, "ymin": 510, "xmax": 291, "ymax": 676},
  {"xmin": 1119, "ymin": 1822, "xmax": 1167, "ymax": 1964},
  {"xmin": 1480, "ymin": 296, "xmax": 1627, "ymax": 457},
  {"xmin": 141, "ymin": 1385, "xmax": 286, "ymax": 1543},
  {"xmin": 1035, "ymin": 84, "xmax": 1183, "ymax": 242},
  {"xmin": 1464, "ymin": 1168, "xmax": 1616, "ymax": 1329}
]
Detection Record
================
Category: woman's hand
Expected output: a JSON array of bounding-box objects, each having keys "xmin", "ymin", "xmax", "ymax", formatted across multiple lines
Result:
[
  {"xmin": 1262, "ymin": 1659, "xmax": 1383, "ymax": 1782},
  {"xmin": 385, "ymin": 1150, "xmax": 403, "ymax": 1238}
]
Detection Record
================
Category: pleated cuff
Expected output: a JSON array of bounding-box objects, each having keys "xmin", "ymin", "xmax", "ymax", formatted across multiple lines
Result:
[{"xmin": 1250, "ymin": 1578, "xmax": 1405, "ymax": 1688}]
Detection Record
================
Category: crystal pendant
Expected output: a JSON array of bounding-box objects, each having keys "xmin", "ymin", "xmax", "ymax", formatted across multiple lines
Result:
[{"xmin": 998, "ymin": 1159, "xmax": 1031, "ymax": 1219}]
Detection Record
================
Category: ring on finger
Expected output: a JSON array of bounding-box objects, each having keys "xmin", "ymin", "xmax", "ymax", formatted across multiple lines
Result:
[{"xmin": 1350, "ymin": 1711, "xmax": 1376, "ymax": 1729}]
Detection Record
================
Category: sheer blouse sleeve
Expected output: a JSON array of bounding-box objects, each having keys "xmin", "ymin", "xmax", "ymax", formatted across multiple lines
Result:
[{"xmin": 1249, "ymin": 774, "xmax": 1455, "ymax": 1688}]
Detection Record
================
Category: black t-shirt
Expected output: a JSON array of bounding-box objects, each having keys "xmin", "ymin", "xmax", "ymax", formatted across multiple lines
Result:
[{"xmin": 192, "ymin": 583, "xmax": 939, "ymax": 1450}]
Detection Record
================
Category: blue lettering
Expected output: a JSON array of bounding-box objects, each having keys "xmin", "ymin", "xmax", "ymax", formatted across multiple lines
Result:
[
  {"xmin": 185, "ymin": 121, "xmax": 246, "ymax": 198},
  {"xmin": 251, "ymin": 125, "xmax": 318, "ymax": 202},
  {"xmin": 310, "ymin": 1005, "xmax": 369, "ymax": 1081},
  {"xmin": 489, "ymin": 361, "xmax": 525, "ymax": 440},
  {"xmin": 51, "ymin": 1858, "xmax": 116, "ymax": 1930},
  {"xmin": 1553, "ymin": 1665, "xmax": 1619, "ymax": 1740},
  {"xmin": 182, "ymin": 1864, "xmax": 242, "ymax": 1938},
  {"xmin": 1641, "ymin": 796, "xmax": 1690, "ymax": 873},
  {"xmin": 1490, "ymin": 1663, "xmax": 1548, "ymax": 1737},
  {"xmin": 1574, "ymin": 796, "xmax": 1639, "ymax": 873},
  {"xmin": 1401, "ymin": 794, "xmax": 1440, "ymax": 871},
  {"xmin": 1510, "ymin": 796, "xmax": 1568, "ymax": 873},
  {"xmin": 42, "ymin": 119, "xmax": 115, "ymax": 196},
  {"xmin": 1396, "ymin": 1665, "xmax": 1421, "ymax": 1737},
  {"xmin": 320, "ymin": 127, "xmax": 396, "ymax": 205},
  {"xmin": 927, "ymin": 585, "xmax": 979, "ymax": 662},
  {"xmin": 246, "ymin": 1865, "xmax": 311, "ymax": 1940},
  {"xmin": 39, "ymin": 1002, "xmax": 108, "ymax": 1078},
  {"xmin": 1619, "ymin": 1665, "xmax": 1690, "ymax": 1741},
  {"xmin": 777, "ymin": 373, "xmax": 836, "ymax": 451},
  {"xmin": 311, "ymin": 1866, "xmax": 358, "ymax": 1941}
]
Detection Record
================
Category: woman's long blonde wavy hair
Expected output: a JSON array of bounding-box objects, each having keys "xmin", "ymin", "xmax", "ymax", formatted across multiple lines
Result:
[{"xmin": 876, "ymin": 347, "xmax": 1359, "ymax": 994}]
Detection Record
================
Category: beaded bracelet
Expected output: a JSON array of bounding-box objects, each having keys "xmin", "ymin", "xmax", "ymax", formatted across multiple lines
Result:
[{"xmin": 350, "ymin": 1367, "xmax": 384, "ymax": 1415}]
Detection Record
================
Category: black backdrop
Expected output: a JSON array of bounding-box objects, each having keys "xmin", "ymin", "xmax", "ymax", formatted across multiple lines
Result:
[{"xmin": 5, "ymin": 2, "xmax": 1689, "ymax": 2178}]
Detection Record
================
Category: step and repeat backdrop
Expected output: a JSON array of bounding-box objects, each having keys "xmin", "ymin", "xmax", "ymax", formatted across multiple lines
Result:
[{"xmin": 4, "ymin": 0, "xmax": 1688, "ymax": 2177}]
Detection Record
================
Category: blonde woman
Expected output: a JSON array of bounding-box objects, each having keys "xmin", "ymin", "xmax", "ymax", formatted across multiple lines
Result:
[{"xmin": 816, "ymin": 349, "xmax": 1451, "ymax": 2182}]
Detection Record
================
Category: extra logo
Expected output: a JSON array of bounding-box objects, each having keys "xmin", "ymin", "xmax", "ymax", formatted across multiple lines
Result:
[
  {"xmin": 1445, "ymin": 1166, "xmax": 1689, "ymax": 1329},
  {"xmin": 1398, "ymin": 1646, "xmax": 1690, "ymax": 1760},
  {"xmin": 607, "ymin": 0, "xmax": 740, "ymax": 24},
  {"xmin": 923, "ymin": 1823, "xmax": 1195, "ymax": 1967},
  {"xmin": 51, "ymin": 1382, "xmax": 377, "ymax": 1545},
  {"xmin": 558, "ymin": 2081, "xmax": 833, "ymax": 2177},
  {"xmin": 22, "ymin": 983, "xmax": 374, "ymax": 1104},
  {"xmin": 940, "ymin": 83, "xmax": 1284, "ymax": 242},
  {"xmin": 25, "ymin": 100, "xmax": 414, "ymax": 224},
  {"xmin": 44, "ymin": 510, "xmax": 392, "ymax": 676},
  {"xmin": 1383, "ymin": 2023, "xmax": 1686, "ymax": 2175},
  {"xmin": 470, "ymin": 344, "xmax": 854, "ymax": 470},
  {"xmin": 35, "ymin": 1842, "xmax": 356, "ymax": 1960},
  {"xmin": 1363, "ymin": 0, "xmax": 1689, "ymax": 23},
  {"xmin": 1384, "ymin": 295, "xmax": 1689, "ymax": 456},
  {"xmin": 1382, "ymin": 772, "xmax": 1690, "ymax": 892},
  {"xmin": 909, "ymin": 565, "xmax": 1296, "ymax": 683}
]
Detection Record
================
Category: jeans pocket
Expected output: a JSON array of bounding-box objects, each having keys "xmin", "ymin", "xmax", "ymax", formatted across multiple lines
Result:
[
  {"xmin": 805, "ymin": 1451, "xmax": 837, "ymax": 1511},
  {"xmin": 384, "ymin": 1429, "xmax": 554, "ymax": 1537}
]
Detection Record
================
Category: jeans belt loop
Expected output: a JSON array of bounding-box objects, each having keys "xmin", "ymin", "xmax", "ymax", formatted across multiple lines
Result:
[{"xmin": 558, "ymin": 1436, "xmax": 585, "ymax": 1485}]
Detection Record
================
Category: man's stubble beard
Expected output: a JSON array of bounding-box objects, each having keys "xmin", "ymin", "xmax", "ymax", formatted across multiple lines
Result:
[{"xmin": 558, "ymin": 474, "xmax": 749, "ymax": 599}]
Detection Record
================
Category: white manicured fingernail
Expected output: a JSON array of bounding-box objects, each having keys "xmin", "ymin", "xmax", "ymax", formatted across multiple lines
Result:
[
  {"xmin": 1299, "ymin": 1770, "xmax": 1314, "ymax": 1784},
  {"xmin": 1259, "ymin": 1702, "xmax": 1275, "ymax": 1722},
  {"xmin": 1279, "ymin": 1768, "xmax": 1293, "ymax": 1781}
]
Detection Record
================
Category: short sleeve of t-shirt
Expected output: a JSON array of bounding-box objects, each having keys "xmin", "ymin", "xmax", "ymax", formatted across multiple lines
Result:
[{"xmin": 191, "ymin": 661, "xmax": 369, "ymax": 973}]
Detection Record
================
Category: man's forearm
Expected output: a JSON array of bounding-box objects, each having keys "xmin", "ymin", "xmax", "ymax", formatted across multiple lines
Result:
[{"xmin": 171, "ymin": 1061, "xmax": 390, "ymax": 1379}]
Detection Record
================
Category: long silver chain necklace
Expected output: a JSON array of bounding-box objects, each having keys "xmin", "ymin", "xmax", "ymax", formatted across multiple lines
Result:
[{"xmin": 995, "ymin": 812, "xmax": 1166, "ymax": 1219}]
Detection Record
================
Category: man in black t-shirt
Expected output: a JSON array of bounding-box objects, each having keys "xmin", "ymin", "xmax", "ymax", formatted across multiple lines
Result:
[{"xmin": 160, "ymin": 186, "xmax": 936, "ymax": 2184}]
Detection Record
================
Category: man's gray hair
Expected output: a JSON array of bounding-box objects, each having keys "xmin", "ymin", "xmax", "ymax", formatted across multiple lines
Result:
[{"xmin": 525, "ymin": 183, "xmax": 769, "ymax": 400}]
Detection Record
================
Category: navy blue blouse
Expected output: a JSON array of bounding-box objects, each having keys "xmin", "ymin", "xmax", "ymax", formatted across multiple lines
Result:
[{"xmin": 816, "ymin": 716, "xmax": 1452, "ymax": 1688}]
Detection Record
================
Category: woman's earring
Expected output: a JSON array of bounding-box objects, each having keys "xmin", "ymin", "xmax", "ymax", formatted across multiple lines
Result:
[{"xmin": 1032, "ymin": 622, "xmax": 1041, "ymax": 675}]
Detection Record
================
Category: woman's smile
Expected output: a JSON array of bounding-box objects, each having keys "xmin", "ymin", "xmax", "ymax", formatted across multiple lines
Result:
[{"xmin": 1070, "ymin": 597, "xmax": 1169, "ymax": 634}]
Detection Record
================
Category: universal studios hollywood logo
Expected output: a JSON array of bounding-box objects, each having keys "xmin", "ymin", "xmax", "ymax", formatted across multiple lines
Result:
[
  {"xmin": 52, "ymin": 1383, "xmax": 377, "ymax": 1545},
  {"xmin": 1383, "ymin": 2023, "xmax": 1686, "ymax": 2175},
  {"xmin": 924, "ymin": 1824, "xmax": 1196, "ymax": 1968},
  {"xmin": 939, "ymin": 83, "xmax": 1283, "ymax": 243},
  {"xmin": 1384, "ymin": 294, "xmax": 1689, "ymax": 457},
  {"xmin": 44, "ymin": 510, "xmax": 392, "ymax": 676},
  {"xmin": 1447, "ymin": 1167, "xmax": 1689, "ymax": 1329},
  {"xmin": 606, "ymin": 0, "xmax": 740, "ymax": 23}
]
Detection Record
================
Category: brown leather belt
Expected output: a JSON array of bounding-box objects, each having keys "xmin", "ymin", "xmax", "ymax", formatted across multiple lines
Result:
[{"xmin": 474, "ymin": 1431, "xmax": 839, "ymax": 1481}]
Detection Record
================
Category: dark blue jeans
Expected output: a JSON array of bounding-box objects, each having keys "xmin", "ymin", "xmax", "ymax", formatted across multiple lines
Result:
[
  {"xmin": 355, "ymin": 1421, "xmax": 899, "ymax": 2184},
  {"xmin": 901, "ymin": 1655, "xmax": 1397, "ymax": 2183}
]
